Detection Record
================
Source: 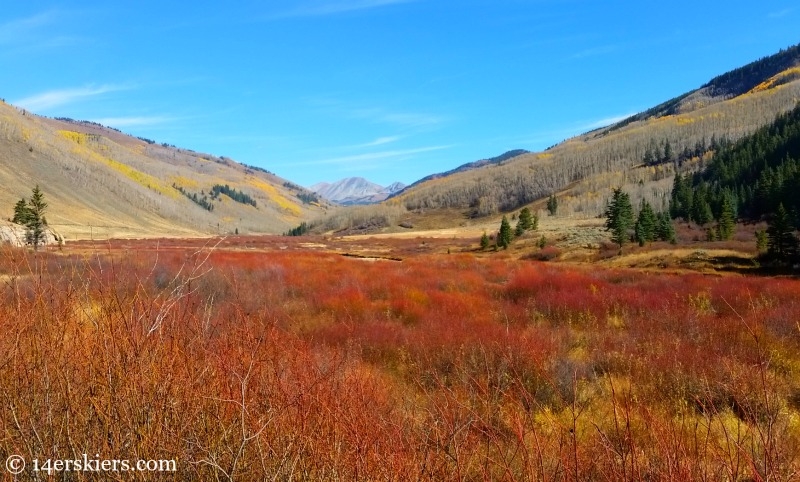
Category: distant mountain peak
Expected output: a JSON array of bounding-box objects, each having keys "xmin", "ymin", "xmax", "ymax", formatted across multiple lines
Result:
[{"xmin": 311, "ymin": 177, "xmax": 405, "ymax": 205}]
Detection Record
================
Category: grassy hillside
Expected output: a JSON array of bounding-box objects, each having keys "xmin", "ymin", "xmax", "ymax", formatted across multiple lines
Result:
[
  {"xmin": 0, "ymin": 102, "xmax": 327, "ymax": 239},
  {"xmin": 301, "ymin": 43, "xmax": 800, "ymax": 235}
]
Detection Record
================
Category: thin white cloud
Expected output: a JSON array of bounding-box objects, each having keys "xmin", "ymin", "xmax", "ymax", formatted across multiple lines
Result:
[
  {"xmin": 514, "ymin": 112, "xmax": 637, "ymax": 148},
  {"xmin": 0, "ymin": 10, "xmax": 86, "ymax": 52},
  {"xmin": 12, "ymin": 84, "xmax": 132, "ymax": 112},
  {"xmin": 303, "ymin": 97, "xmax": 447, "ymax": 129},
  {"xmin": 581, "ymin": 113, "xmax": 636, "ymax": 130},
  {"xmin": 768, "ymin": 8, "xmax": 794, "ymax": 18},
  {"xmin": 350, "ymin": 108, "xmax": 446, "ymax": 128},
  {"xmin": 275, "ymin": 0, "xmax": 417, "ymax": 18},
  {"xmin": 91, "ymin": 116, "xmax": 173, "ymax": 128},
  {"xmin": 0, "ymin": 11, "xmax": 57, "ymax": 45},
  {"xmin": 278, "ymin": 144, "xmax": 453, "ymax": 167},
  {"xmin": 354, "ymin": 136, "xmax": 402, "ymax": 148}
]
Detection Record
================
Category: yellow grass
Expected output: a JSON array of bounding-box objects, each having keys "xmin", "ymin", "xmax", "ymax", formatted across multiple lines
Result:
[
  {"xmin": 749, "ymin": 67, "xmax": 800, "ymax": 93},
  {"xmin": 59, "ymin": 130, "xmax": 180, "ymax": 200},
  {"xmin": 169, "ymin": 175, "xmax": 200, "ymax": 189},
  {"xmin": 245, "ymin": 176, "xmax": 302, "ymax": 216}
]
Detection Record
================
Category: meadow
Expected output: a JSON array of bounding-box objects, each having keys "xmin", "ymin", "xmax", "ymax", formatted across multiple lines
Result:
[{"xmin": 1, "ymin": 236, "xmax": 799, "ymax": 481}]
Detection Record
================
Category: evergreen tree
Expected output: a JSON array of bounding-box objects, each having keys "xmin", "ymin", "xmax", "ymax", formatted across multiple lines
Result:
[
  {"xmin": 716, "ymin": 196, "xmax": 736, "ymax": 241},
  {"xmin": 604, "ymin": 188, "xmax": 634, "ymax": 248},
  {"xmin": 692, "ymin": 199, "xmax": 713, "ymax": 226},
  {"xmin": 634, "ymin": 200, "xmax": 657, "ymax": 246},
  {"xmin": 663, "ymin": 139, "xmax": 673, "ymax": 163},
  {"xmin": 518, "ymin": 207, "xmax": 534, "ymax": 230},
  {"xmin": 537, "ymin": 235, "xmax": 547, "ymax": 249},
  {"xmin": 670, "ymin": 173, "xmax": 694, "ymax": 220},
  {"xmin": 655, "ymin": 212, "xmax": 676, "ymax": 243},
  {"xmin": 480, "ymin": 231, "xmax": 490, "ymax": 250},
  {"xmin": 546, "ymin": 194, "xmax": 558, "ymax": 216},
  {"xmin": 766, "ymin": 203, "xmax": 798, "ymax": 260},
  {"xmin": 497, "ymin": 215, "xmax": 513, "ymax": 249},
  {"xmin": 652, "ymin": 143, "xmax": 663, "ymax": 165},
  {"xmin": 643, "ymin": 146, "xmax": 654, "ymax": 166},
  {"xmin": 12, "ymin": 198, "xmax": 31, "ymax": 225},
  {"xmin": 24, "ymin": 185, "xmax": 48, "ymax": 250},
  {"xmin": 755, "ymin": 229, "xmax": 768, "ymax": 252},
  {"xmin": 515, "ymin": 219, "xmax": 525, "ymax": 237}
]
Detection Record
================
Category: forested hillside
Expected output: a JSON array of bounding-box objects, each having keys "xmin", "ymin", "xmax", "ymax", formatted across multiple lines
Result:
[
  {"xmin": 395, "ymin": 46, "xmax": 800, "ymax": 217},
  {"xmin": 675, "ymin": 102, "xmax": 800, "ymax": 223}
]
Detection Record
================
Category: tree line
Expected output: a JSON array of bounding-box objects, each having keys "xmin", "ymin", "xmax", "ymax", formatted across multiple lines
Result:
[
  {"xmin": 673, "ymin": 101, "xmax": 800, "ymax": 261},
  {"xmin": 211, "ymin": 184, "xmax": 257, "ymax": 207}
]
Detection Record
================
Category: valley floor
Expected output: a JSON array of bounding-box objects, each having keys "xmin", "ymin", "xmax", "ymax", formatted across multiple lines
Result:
[{"xmin": 2, "ymin": 227, "xmax": 797, "ymax": 480}]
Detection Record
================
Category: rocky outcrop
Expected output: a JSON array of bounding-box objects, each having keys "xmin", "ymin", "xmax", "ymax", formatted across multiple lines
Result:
[{"xmin": 0, "ymin": 221, "xmax": 62, "ymax": 248}]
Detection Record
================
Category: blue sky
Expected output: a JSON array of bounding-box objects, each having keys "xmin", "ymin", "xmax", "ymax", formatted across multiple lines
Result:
[{"xmin": 2, "ymin": 1, "xmax": 798, "ymax": 187}]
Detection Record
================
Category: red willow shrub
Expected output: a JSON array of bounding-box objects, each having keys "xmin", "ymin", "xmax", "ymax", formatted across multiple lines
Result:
[{"xmin": 1, "ymin": 244, "xmax": 799, "ymax": 480}]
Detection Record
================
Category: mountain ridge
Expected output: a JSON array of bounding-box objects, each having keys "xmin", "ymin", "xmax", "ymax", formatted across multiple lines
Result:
[
  {"xmin": 0, "ymin": 104, "xmax": 327, "ymax": 240},
  {"xmin": 311, "ymin": 177, "xmax": 405, "ymax": 205}
]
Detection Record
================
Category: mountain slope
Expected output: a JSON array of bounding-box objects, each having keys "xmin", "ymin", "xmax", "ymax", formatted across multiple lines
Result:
[
  {"xmin": 0, "ymin": 103, "xmax": 326, "ymax": 240},
  {"xmin": 295, "ymin": 42, "xmax": 800, "ymax": 235},
  {"xmin": 393, "ymin": 149, "xmax": 529, "ymax": 196},
  {"xmin": 389, "ymin": 43, "xmax": 800, "ymax": 220},
  {"xmin": 605, "ymin": 43, "xmax": 800, "ymax": 133}
]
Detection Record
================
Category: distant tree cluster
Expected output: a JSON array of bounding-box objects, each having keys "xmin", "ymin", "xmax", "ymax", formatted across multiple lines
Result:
[
  {"xmin": 173, "ymin": 184, "xmax": 214, "ymax": 211},
  {"xmin": 483, "ymin": 207, "xmax": 538, "ymax": 250},
  {"xmin": 211, "ymin": 184, "xmax": 257, "ymax": 207},
  {"xmin": 297, "ymin": 192, "xmax": 320, "ymax": 204},
  {"xmin": 243, "ymin": 163, "xmax": 273, "ymax": 175},
  {"xmin": 281, "ymin": 181, "xmax": 318, "ymax": 205},
  {"xmin": 285, "ymin": 222, "xmax": 310, "ymax": 237},
  {"xmin": 605, "ymin": 188, "xmax": 674, "ymax": 249},
  {"xmin": 641, "ymin": 136, "xmax": 727, "ymax": 167},
  {"xmin": 11, "ymin": 186, "xmax": 49, "ymax": 250},
  {"xmin": 53, "ymin": 117, "xmax": 122, "ymax": 133}
]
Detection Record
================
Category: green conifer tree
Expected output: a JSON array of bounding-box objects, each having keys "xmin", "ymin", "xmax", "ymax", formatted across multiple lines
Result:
[
  {"xmin": 755, "ymin": 229, "xmax": 768, "ymax": 252},
  {"xmin": 546, "ymin": 194, "xmax": 558, "ymax": 216},
  {"xmin": 692, "ymin": 199, "xmax": 713, "ymax": 226},
  {"xmin": 634, "ymin": 200, "xmax": 657, "ymax": 246},
  {"xmin": 12, "ymin": 198, "xmax": 30, "ymax": 225},
  {"xmin": 480, "ymin": 231, "xmax": 490, "ymax": 250},
  {"xmin": 716, "ymin": 196, "xmax": 736, "ymax": 241},
  {"xmin": 498, "ymin": 215, "xmax": 513, "ymax": 249},
  {"xmin": 767, "ymin": 203, "xmax": 798, "ymax": 260},
  {"xmin": 518, "ymin": 207, "xmax": 534, "ymax": 231},
  {"xmin": 604, "ymin": 188, "xmax": 634, "ymax": 248},
  {"xmin": 655, "ymin": 212, "xmax": 676, "ymax": 243},
  {"xmin": 24, "ymin": 185, "xmax": 48, "ymax": 250}
]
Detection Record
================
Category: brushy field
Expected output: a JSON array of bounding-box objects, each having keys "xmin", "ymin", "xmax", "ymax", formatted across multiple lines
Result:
[{"xmin": 1, "ymin": 239, "xmax": 799, "ymax": 481}]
